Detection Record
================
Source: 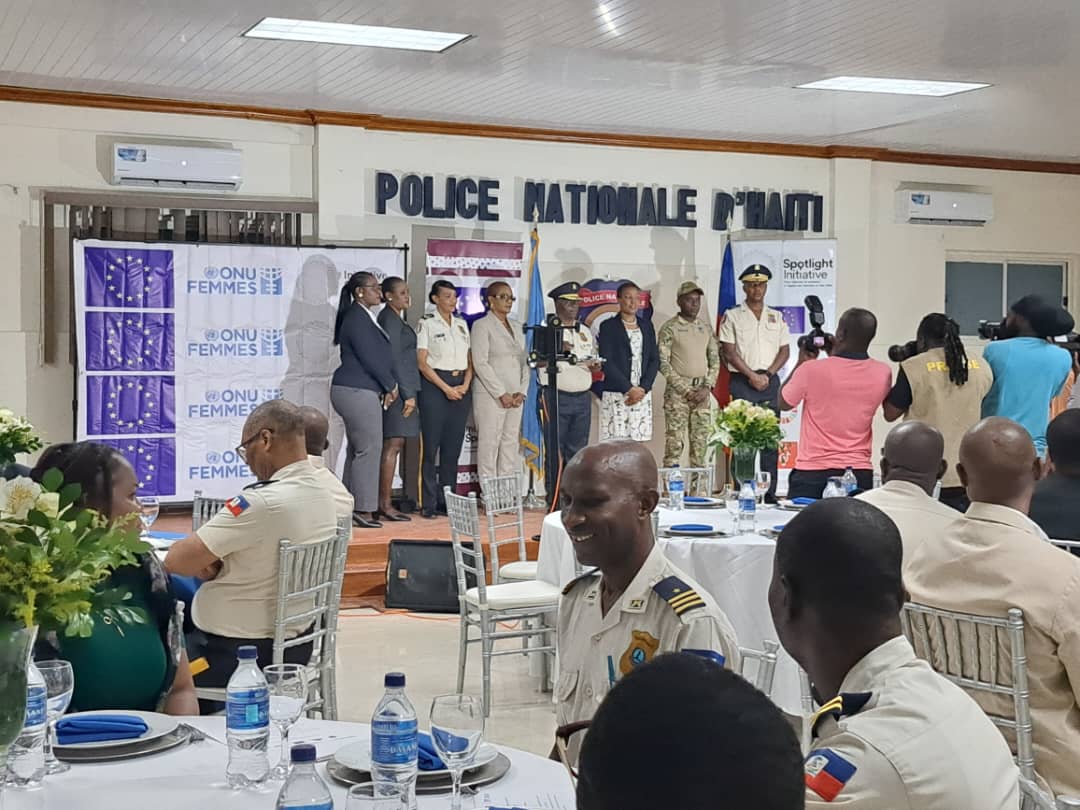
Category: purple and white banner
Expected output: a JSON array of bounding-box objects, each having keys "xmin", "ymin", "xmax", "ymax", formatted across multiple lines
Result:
[{"xmin": 74, "ymin": 240, "xmax": 405, "ymax": 502}]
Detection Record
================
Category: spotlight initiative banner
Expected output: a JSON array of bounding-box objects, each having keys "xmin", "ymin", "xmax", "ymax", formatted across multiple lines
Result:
[
  {"xmin": 424, "ymin": 239, "xmax": 524, "ymax": 493},
  {"xmin": 73, "ymin": 240, "xmax": 405, "ymax": 502},
  {"xmin": 728, "ymin": 240, "xmax": 837, "ymax": 488}
]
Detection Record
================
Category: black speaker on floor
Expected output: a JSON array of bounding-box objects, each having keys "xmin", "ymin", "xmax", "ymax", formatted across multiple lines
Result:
[{"xmin": 385, "ymin": 540, "xmax": 476, "ymax": 613}]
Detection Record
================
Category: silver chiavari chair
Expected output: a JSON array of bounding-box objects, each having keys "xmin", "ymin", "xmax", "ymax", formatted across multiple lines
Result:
[
  {"xmin": 738, "ymin": 640, "xmax": 780, "ymax": 698},
  {"xmin": 481, "ymin": 474, "xmax": 537, "ymax": 584},
  {"xmin": 191, "ymin": 490, "xmax": 226, "ymax": 531}
]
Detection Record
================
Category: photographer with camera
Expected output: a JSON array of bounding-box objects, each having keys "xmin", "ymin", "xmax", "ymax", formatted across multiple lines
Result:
[
  {"xmin": 882, "ymin": 314, "xmax": 993, "ymax": 511},
  {"xmin": 780, "ymin": 307, "xmax": 893, "ymax": 499},
  {"xmin": 979, "ymin": 294, "xmax": 1073, "ymax": 456}
]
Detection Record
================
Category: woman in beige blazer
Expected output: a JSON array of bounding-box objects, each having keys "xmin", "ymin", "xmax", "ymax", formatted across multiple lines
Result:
[{"xmin": 471, "ymin": 281, "xmax": 529, "ymax": 490}]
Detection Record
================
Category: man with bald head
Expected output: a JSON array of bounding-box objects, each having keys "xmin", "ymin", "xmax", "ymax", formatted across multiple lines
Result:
[
  {"xmin": 556, "ymin": 439, "xmax": 740, "ymax": 764},
  {"xmin": 165, "ymin": 400, "xmax": 338, "ymax": 688},
  {"xmin": 300, "ymin": 404, "xmax": 354, "ymax": 521},
  {"xmin": 906, "ymin": 416, "xmax": 1080, "ymax": 796},
  {"xmin": 856, "ymin": 421, "xmax": 959, "ymax": 571}
]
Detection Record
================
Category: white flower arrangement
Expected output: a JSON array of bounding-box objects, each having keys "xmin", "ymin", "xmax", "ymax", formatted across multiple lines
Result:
[
  {"xmin": 0, "ymin": 409, "xmax": 42, "ymax": 466},
  {"xmin": 708, "ymin": 398, "xmax": 784, "ymax": 452}
]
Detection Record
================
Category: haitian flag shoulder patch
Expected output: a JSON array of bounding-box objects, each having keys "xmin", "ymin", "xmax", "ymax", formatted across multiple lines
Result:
[
  {"xmin": 225, "ymin": 495, "xmax": 250, "ymax": 516},
  {"xmin": 804, "ymin": 748, "xmax": 857, "ymax": 801}
]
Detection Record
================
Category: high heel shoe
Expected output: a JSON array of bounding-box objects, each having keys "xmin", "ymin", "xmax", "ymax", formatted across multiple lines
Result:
[
  {"xmin": 377, "ymin": 510, "xmax": 411, "ymax": 522},
  {"xmin": 352, "ymin": 513, "xmax": 383, "ymax": 529}
]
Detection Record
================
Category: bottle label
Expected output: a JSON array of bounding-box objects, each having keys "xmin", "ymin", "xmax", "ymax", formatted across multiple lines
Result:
[
  {"xmin": 226, "ymin": 687, "xmax": 269, "ymax": 731},
  {"xmin": 25, "ymin": 684, "xmax": 46, "ymax": 728},
  {"xmin": 739, "ymin": 498, "xmax": 756, "ymax": 513},
  {"xmin": 372, "ymin": 718, "xmax": 418, "ymax": 765},
  {"xmin": 669, "ymin": 481, "xmax": 684, "ymax": 492}
]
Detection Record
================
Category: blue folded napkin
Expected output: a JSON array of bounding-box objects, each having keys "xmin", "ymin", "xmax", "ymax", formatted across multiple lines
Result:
[
  {"xmin": 418, "ymin": 733, "xmax": 446, "ymax": 771},
  {"xmin": 683, "ymin": 496, "xmax": 710, "ymax": 503},
  {"xmin": 147, "ymin": 531, "xmax": 186, "ymax": 541},
  {"xmin": 56, "ymin": 715, "xmax": 148, "ymax": 745},
  {"xmin": 669, "ymin": 524, "xmax": 713, "ymax": 532},
  {"xmin": 773, "ymin": 525, "xmax": 787, "ymax": 532},
  {"xmin": 791, "ymin": 497, "xmax": 817, "ymax": 506}
]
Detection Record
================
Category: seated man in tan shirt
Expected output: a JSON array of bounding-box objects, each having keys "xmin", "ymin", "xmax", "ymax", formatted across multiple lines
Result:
[
  {"xmin": 906, "ymin": 416, "xmax": 1080, "ymax": 798},
  {"xmin": 300, "ymin": 404, "xmax": 355, "ymax": 521},
  {"xmin": 856, "ymin": 421, "xmax": 961, "ymax": 573},
  {"xmin": 165, "ymin": 400, "xmax": 338, "ymax": 688}
]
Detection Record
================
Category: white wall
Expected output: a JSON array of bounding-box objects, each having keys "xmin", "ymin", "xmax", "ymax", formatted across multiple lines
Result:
[{"xmin": 5, "ymin": 101, "xmax": 1080, "ymax": 465}]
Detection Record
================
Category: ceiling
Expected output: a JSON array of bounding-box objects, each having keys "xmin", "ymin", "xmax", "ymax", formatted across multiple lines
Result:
[{"xmin": 1, "ymin": 0, "xmax": 1078, "ymax": 161}]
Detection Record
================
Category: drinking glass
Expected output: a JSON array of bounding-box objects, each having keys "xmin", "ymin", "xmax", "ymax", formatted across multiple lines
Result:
[
  {"xmin": 723, "ymin": 485, "xmax": 740, "ymax": 530},
  {"xmin": 345, "ymin": 783, "xmax": 402, "ymax": 810},
  {"xmin": 755, "ymin": 471, "xmax": 772, "ymax": 506},
  {"xmin": 265, "ymin": 663, "xmax": 308, "ymax": 780},
  {"xmin": 429, "ymin": 694, "xmax": 484, "ymax": 810},
  {"xmin": 37, "ymin": 660, "xmax": 74, "ymax": 775},
  {"xmin": 137, "ymin": 496, "xmax": 160, "ymax": 537}
]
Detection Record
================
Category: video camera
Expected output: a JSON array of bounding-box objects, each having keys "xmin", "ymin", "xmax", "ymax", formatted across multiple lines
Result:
[
  {"xmin": 888, "ymin": 340, "xmax": 919, "ymax": 362},
  {"xmin": 526, "ymin": 314, "xmax": 603, "ymax": 368},
  {"xmin": 796, "ymin": 295, "xmax": 833, "ymax": 352},
  {"xmin": 977, "ymin": 318, "xmax": 1007, "ymax": 341}
]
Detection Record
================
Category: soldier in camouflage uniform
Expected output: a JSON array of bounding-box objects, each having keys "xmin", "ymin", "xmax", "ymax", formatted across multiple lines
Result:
[{"xmin": 659, "ymin": 281, "xmax": 720, "ymax": 468}]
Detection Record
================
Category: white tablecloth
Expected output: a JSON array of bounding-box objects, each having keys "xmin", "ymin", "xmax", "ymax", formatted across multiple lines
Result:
[
  {"xmin": 538, "ymin": 506, "xmax": 803, "ymax": 714},
  {"xmin": 6, "ymin": 717, "xmax": 575, "ymax": 810}
]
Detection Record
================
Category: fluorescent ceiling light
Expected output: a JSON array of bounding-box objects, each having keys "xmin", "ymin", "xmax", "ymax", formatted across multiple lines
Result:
[
  {"xmin": 797, "ymin": 76, "xmax": 990, "ymax": 97},
  {"xmin": 243, "ymin": 17, "xmax": 471, "ymax": 52}
]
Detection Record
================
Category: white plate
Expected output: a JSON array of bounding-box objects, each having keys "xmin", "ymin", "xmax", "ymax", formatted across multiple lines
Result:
[
  {"xmin": 683, "ymin": 497, "xmax": 722, "ymax": 508},
  {"xmin": 55, "ymin": 710, "xmax": 179, "ymax": 750},
  {"xmin": 334, "ymin": 739, "xmax": 499, "ymax": 778},
  {"xmin": 661, "ymin": 526, "xmax": 726, "ymax": 537}
]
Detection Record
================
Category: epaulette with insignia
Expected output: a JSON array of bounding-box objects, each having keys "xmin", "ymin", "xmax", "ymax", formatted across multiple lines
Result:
[
  {"xmin": 561, "ymin": 568, "xmax": 600, "ymax": 596},
  {"xmin": 243, "ymin": 480, "xmax": 275, "ymax": 491},
  {"xmin": 810, "ymin": 691, "xmax": 872, "ymax": 736},
  {"xmin": 652, "ymin": 575, "xmax": 706, "ymax": 616}
]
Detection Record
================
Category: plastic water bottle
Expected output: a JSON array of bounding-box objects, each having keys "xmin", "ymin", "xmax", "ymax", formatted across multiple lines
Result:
[
  {"xmin": 371, "ymin": 672, "xmax": 418, "ymax": 808},
  {"xmin": 841, "ymin": 467, "xmax": 858, "ymax": 495},
  {"xmin": 668, "ymin": 465, "xmax": 685, "ymax": 511},
  {"xmin": 737, "ymin": 481, "xmax": 757, "ymax": 533},
  {"xmin": 226, "ymin": 645, "xmax": 270, "ymax": 789},
  {"xmin": 276, "ymin": 744, "xmax": 333, "ymax": 809},
  {"xmin": 7, "ymin": 659, "xmax": 46, "ymax": 788}
]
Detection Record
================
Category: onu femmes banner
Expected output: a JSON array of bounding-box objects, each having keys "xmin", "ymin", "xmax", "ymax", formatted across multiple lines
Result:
[
  {"xmin": 728, "ymin": 240, "xmax": 837, "ymax": 487},
  {"xmin": 73, "ymin": 240, "xmax": 405, "ymax": 502}
]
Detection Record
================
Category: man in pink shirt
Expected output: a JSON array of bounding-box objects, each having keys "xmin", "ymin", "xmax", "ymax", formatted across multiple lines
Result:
[{"xmin": 780, "ymin": 308, "xmax": 893, "ymax": 499}]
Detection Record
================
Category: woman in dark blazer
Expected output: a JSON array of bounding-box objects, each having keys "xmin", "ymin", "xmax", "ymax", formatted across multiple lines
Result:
[
  {"xmin": 330, "ymin": 271, "xmax": 398, "ymax": 529},
  {"xmin": 597, "ymin": 281, "xmax": 659, "ymax": 441},
  {"xmin": 375, "ymin": 276, "xmax": 420, "ymax": 522}
]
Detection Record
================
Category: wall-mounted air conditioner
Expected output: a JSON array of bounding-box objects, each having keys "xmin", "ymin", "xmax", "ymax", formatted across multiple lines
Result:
[
  {"xmin": 110, "ymin": 143, "xmax": 243, "ymax": 191},
  {"xmin": 895, "ymin": 189, "xmax": 993, "ymax": 226}
]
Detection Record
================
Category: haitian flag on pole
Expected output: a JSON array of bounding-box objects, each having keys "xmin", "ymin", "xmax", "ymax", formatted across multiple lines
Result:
[
  {"xmin": 712, "ymin": 239, "xmax": 737, "ymax": 405},
  {"xmin": 521, "ymin": 225, "xmax": 545, "ymax": 481}
]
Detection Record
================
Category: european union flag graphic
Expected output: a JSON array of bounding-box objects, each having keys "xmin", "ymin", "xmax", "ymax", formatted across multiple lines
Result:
[
  {"xmin": 776, "ymin": 305, "xmax": 806, "ymax": 335},
  {"xmin": 84, "ymin": 247, "xmax": 175, "ymax": 309},
  {"xmin": 102, "ymin": 438, "xmax": 176, "ymax": 496},
  {"xmin": 86, "ymin": 375, "xmax": 175, "ymax": 435},
  {"xmin": 84, "ymin": 312, "xmax": 175, "ymax": 372}
]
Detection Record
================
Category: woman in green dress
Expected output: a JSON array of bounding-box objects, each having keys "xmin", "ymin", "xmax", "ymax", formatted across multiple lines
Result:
[{"xmin": 30, "ymin": 442, "xmax": 198, "ymax": 715}]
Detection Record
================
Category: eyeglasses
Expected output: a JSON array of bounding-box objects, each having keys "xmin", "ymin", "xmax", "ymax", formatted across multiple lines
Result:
[
  {"xmin": 490, "ymin": 294, "xmax": 516, "ymax": 302},
  {"xmin": 235, "ymin": 429, "xmax": 273, "ymax": 461}
]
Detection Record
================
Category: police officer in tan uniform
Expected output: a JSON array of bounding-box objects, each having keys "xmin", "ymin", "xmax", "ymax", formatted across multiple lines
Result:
[
  {"xmin": 718, "ymin": 265, "xmax": 790, "ymax": 500},
  {"xmin": 906, "ymin": 417, "xmax": 1080, "ymax": 798},
  {"xmin": 556, "ymin": 440, "xmax": 740, "ymax": 764},
  {"xmin": 771, "ymin": 498, "xmax": 1019, "ymax": 809},
  {"xmin": 165, "ymin": 400, "xmax": 338, "ymax": 688}
]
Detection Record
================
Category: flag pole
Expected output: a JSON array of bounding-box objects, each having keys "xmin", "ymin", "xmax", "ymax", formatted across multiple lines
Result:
[{"xmin": 523, "ymin": 206, "xmax": 547, "ymax": 510}]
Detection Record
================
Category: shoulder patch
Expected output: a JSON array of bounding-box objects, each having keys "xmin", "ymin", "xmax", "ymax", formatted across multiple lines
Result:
[
  {"xmin": 652, "ymin": 575, "xmax": 706, "ymax": 616},
  {"xmin": 561, "ymin": 568, "xmax": 600, "ymax": 596},
  {"xmin": 243, "ymin": 480, "xmax": 275, "ymax": 491},
  {"xmin": 225, "ymin": 495, "xmax": 250, "ymax": 516},
  {"xmin": 804, "ymin": 748, "xmax": 857, "ymax": 802}
]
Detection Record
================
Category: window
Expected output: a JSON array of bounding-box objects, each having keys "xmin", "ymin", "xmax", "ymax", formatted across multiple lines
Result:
[{"xmin": 945, "ymin": 257, "xmax": 1067, "ymax": 336}]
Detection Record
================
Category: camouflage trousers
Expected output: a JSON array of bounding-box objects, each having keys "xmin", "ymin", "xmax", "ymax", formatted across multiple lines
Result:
[{"xmin": 663, "ymin": 389, "xmax": 712, "ymax": 468}]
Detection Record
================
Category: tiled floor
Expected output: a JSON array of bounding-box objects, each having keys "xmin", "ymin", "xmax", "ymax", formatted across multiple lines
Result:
[{"xmin": 334, "ymin": 608, "xmax": 557, "ymax": 756}]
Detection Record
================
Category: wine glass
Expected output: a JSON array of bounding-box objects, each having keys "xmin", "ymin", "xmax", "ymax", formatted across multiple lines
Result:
[
  {"xmin": 137, "ymin": 496, "xmax": 160, "ymax": 538},
  {"xmin": 265, "ymin": 663, "xmax": 308, "ymax": 780},
  {"xmin": 345, "ymin": 783, "xmax": 402, "ymax": 810},
  {"xmin": 723, "ymin": 485, "xmax": 740, "ymax": 530},
  {"xmin": 429, "ymin": 694, "xmax": 484, "ymax": 810},
  {"xmin": 37, "ymin": 660, "xmax": 74, "ymax": 775},
  {"xmin": 755, "ymin": 471, "xmax": 772, "ymax": 506}
]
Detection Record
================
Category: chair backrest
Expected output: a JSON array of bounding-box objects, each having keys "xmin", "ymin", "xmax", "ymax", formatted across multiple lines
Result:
[
  {"xmin": 1049, "ymin": 538, "xmax": 1080, "ymax": 552},
  {"xmin": 271, "ymin": 525, "xmax": 350, "ymax": 713},
  {"xmin": 481, "ymin": 474, "xmax": 526, "ymax": 584},
  {"xmin": 192, "ymin": 490, "xmax": 227, "ymax": 531},
  {"xmin": 901, "ymin": 602, "xmax": 1034, "ymax": 781},
  {"xmin": 658, "ymin": 466, "xmax": 714, "ymax": 498},
  {"xmin": 798, "ymin": 667, "xmax": 815, "ymax": 715},
  {"xmin": 738, "ymin": 640, "xmax": 780, "ymax": 698},
  {"xmin": 444, "ymin": 486, "xmax": 489, "ymax": 606}
]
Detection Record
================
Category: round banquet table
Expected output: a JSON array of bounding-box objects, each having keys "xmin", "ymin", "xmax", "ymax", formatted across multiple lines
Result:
[
  {"xmin": 4, "ymin": 717, "xmax": 576, "ymax": 810},
  {"xmin": 537, "ymin": 505, "xmax": 803, "ymax": 714}
]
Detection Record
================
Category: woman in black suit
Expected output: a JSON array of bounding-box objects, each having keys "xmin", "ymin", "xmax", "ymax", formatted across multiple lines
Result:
[
  {"xmin": 330, "ymin": 271, "xmax": 398, "ymax": 529},
  {"xmin": 597, "ymin": 281, "xmax": 660, "ymax": 441},
  {"xmin": 375, "ymin": 276, "xmax": 419, "ymax": 522}
]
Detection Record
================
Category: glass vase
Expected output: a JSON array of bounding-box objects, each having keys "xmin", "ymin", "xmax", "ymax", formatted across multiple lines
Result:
[
  {"xmin": 0, "ymin": 624, "xmax": 37, "ymax": 767},
  {"xmin": 730, "ymin": 447, "xmax": 758, "ymax": 488}
]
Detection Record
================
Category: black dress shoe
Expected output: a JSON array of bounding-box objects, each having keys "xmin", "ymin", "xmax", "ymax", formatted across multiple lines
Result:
[
  {"xmin": 421, "ymin": 509, "xmax": 437, "ymax": 519},
  {"xmin": 378, "ymin": 511, "xmax": 412, "ymax": 523},
  {"xmin": 352, "ymin": 515, "xmax": 383, "ymax": 529}
]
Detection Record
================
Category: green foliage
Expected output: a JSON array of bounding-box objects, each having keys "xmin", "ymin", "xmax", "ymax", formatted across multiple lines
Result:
[
  {"xmin": 709, "ymin": 398, "xmax": 784, "ymax": 452},
  {"xmin": 0, "ymin": 472, "xmax": 150, "ymax": 638}
]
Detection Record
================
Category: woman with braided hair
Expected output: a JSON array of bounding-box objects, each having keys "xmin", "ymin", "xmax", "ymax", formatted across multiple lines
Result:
[{"xmin": 884, "ymin": 313, "xmax": 994, "ymax": 511}]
